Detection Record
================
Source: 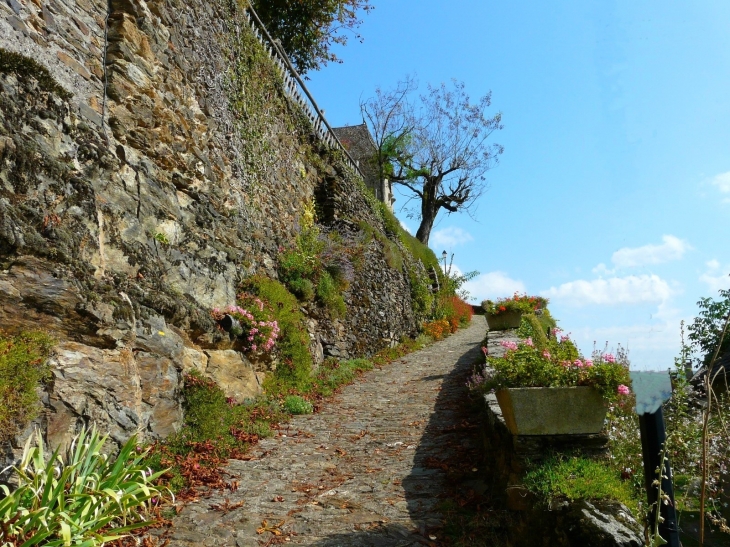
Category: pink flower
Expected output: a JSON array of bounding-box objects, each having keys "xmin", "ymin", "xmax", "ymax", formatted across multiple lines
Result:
[
  {"xmin": 481, "ymin": 346, "xmax": 488, "ymax": 356},
  {"xmin": 573, "ymin": 359, "xmax": 583, "ymax": 368},
  {"xmin": 617, "ymin": 384, "xmax": 630, "ymax": 395},
  {"xmin": 500, "ymin": 340, "xmax": 518, "ymax": 351},
  {"xmin": 560, "ymin": 360, "xmax": 571, "ymax": 367},
  {"xmin": 560, "ymin": 335, "xmax": 570, "ymax": 343},
  {"xmin": 603, "ymin": 353, "xmax": 616, "ymax": 363},
  {"xmin": 584, "ymin": 359, "xmax": 593, "ymax": 367},
  {"xmin": 524, "ymin": 337, "xmax": 534, "ymax": 347},
  {"xmin": 251, "ymin": 344, "xmax": 257, "ymax": 351},
  {"xmin": 542, "ymin": 349, "xmax": 551, "ymax": 359}
]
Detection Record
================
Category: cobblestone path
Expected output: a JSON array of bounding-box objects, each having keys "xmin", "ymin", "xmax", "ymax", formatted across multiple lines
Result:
[{"xmin": 159, "ymin": 316, "xmax": 487, "ymax": 547}]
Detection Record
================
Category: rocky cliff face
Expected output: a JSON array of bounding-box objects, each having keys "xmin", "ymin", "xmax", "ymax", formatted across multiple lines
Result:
[{"xmin": 0, "ymin": 0, "xmax": 420, "ymax": 461}]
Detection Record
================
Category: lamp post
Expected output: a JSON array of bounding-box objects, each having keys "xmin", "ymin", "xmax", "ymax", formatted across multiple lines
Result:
[{"xmin": 441, "ymin": 250, "xmax": 448, "ymax": 275}]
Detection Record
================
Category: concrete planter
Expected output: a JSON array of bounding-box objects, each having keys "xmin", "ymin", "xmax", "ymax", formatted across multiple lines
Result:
[
  {"xmin": 486, "ymin": 310, "xmax": 523, "ymax": 330},
  {"xmin": 495, "ymin": 387, "xmax": 607, "ymax": 435}
]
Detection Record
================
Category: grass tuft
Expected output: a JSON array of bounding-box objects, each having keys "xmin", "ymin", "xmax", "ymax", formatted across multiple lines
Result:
[{"xmin": 523, "ymin": 455, "xmax": 639, "ymax": 513}]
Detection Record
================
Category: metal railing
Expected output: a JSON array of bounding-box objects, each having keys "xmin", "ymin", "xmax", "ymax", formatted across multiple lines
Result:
[{"xmin": 243, "ymin": 6, "xmax": 366, "ymax": 181}]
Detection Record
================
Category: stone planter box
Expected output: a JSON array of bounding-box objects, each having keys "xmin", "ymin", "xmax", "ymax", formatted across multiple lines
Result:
[
  {"xmin": 495, "ymin": 386, "xmax": 607, "ymax": 435},
  {"xmin": 486, "ymin": 310, "xmax": 522, "ymax": 331}
]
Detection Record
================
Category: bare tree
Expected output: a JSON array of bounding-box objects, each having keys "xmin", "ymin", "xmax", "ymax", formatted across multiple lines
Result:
[{"xmin": 361, "ymin": 78, "xmax": 503, "ymax": 245}]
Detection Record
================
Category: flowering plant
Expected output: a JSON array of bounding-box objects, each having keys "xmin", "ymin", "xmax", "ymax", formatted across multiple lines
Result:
[
  {"xmin": 473, "ymin": 328, "xmax": 631, "ymax": 402},
  {"xmin": 482, "ymin": 293, "xmax": 548, "ymax": 315},
  {"xmin": 211, "ymin": 293, "xmax": 280, "ymax": 353}
]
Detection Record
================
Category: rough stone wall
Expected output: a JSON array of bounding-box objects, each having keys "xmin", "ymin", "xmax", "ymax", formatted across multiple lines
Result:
[{"xmin": 0, "ymin": 0, "xmax": 419, "ymax": 460}]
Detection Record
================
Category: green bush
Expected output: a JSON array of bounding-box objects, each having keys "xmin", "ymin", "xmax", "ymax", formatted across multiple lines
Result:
[
  {"xmin": 523, "ymin": 455, "xmax": 639, "ymax": 513},
  {"xmin": 0, "ymin": 331, "xmax": 54, "ymax": 442},
  {"xmin": 0, "ymin": 427, "xmax": 166, "ymax": 546},
  {"xmin": 283, "ymin": 395, "xmax": 313, "ymax": 415}
]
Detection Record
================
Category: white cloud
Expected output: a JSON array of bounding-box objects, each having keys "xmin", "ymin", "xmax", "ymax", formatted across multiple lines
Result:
[
  {"xmin": 710, "ymin": 171, "xmax": 730, "ymax": 194},
  {"xmin": 462, "ymin": 271, "xmax": 526, "ymax": 303},
  {"xmin": 592, "ymin": 263, "xmax": 615, "ymax": 276},
  {"xmin": 430, "ymin": 227, "xmax": 474, "ymax": 250},
  {"xmin": 611, "ymin": 235, "xmax": 691, "ymax": 268},
  {"xmin": 699, "ymin": 259, "xmax": 730, "ymax": 293},
  {"xmin": 399, "ymin": 219, "xmax": 413, "ymax": 235},
  {"xmin": 542, "ymin": 274, "xmax": 674, "ymax": 306}
]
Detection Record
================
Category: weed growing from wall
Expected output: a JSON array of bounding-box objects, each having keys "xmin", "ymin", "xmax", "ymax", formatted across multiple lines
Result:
[
  {"xmin": 277, "ymin": 224, "xmax": 350, "ymax": 318},
  {"xmin": 0, "ymin": 331, "xmax": 54, "ymax": 442},
  {"xmin": 241, "ymin": 275, "xmax": 313, "ymax": 391},
  {"xmin": 223, "ymin": 1, "xmax": 312, "ymax": 198},
  {"xmin": 0, "ymin": 48, "xmax": 72, "ymax": 99}
]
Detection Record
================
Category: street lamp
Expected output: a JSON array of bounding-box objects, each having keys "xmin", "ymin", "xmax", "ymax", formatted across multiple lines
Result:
[{"xmin": 442, "ymin": 250, "xmax": 448, "ymax": 275}]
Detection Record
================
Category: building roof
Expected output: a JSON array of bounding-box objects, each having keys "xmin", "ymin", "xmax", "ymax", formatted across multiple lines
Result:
[
  {"xmin": 332, "ymin": 123, "xmax": 379, "ymax": 190},
  {"xmin": 332, "ymin": 123, "xmax": 377, "ymax": 160}
]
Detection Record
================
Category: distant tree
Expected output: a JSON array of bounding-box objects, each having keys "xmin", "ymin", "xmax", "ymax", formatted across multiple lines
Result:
[
  {"xmin": 250, "ymin": 0, "xmax": 373, "ymax": 74},
  {"xmin": 361, "ymin": 77, "xmax": 503, "ymax": 245}
]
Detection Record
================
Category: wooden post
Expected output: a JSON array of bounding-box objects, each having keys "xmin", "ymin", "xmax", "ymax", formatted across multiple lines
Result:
[{"xmin": 639, "ymin": 407, "xmax": 680, "ymax": 547}]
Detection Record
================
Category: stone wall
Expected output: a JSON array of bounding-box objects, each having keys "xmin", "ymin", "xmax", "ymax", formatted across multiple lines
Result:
[{"xmin": 0, "ymin": 0, "xmax": 420, "ymax": 461}]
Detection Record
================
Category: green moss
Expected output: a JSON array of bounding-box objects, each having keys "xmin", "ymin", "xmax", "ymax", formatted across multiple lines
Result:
[
  {"xmin": 0, "ymin": 331, "xmax": 55, "ymax": 442},
  {"xmin": 0, "ymin": 48, "xmax": 72, "ymax": 99}
]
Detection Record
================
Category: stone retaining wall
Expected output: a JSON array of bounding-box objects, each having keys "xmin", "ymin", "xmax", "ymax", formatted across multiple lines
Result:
[{"xmin": 0, "ymin": 0, "xmax": 420, "ymax": 465}]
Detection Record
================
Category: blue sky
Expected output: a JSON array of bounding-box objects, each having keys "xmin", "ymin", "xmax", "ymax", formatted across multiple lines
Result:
[{"xmin": 306, "ymin": 0, "xmax": 730, "ymax": 371}]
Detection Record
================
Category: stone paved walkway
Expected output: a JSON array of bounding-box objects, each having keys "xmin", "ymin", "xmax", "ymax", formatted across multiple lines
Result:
[{"xmin": 157, "ymin": 316, "xmax": 487, "ymax": 546}]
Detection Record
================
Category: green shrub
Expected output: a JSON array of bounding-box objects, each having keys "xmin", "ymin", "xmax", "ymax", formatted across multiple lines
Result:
[
  {"xmin": 145, "ymin": 371, "xmax": 280, "ymax": 493},
  {"xmin": 288, "ymin": 277, "xmax": 315, "ymax": 301},
  {"xmin": 523, "ymin": 455, "xmax": 639, "ymax": 513},
  {"xmin": 278, "ymin": 226, "xmax": 323, "ymax": 288},
  {"xmin": 517, "ymin": 313, "xmax": 550, "ymax": 349},
  {"xmin": 283, "ymin": 395, "xmax": 313, "ymax": 415},
  {"xmin": 316, "ymin": 271, "xmax": 346, "ymax": 318},
  {"xmin": 242, "ymin": 275, "xmax": 313, "ymax": 390},
  {"xmin": 407, "ymin": 266, "xmax": 434, "ymax": 317},
  {"xmin": 0, "ymin": 331, "xmax": 54, "ymax": 442},
  {"xmin": 0, "ymin": 427, "xmax": 166, "ymax": 546}
]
